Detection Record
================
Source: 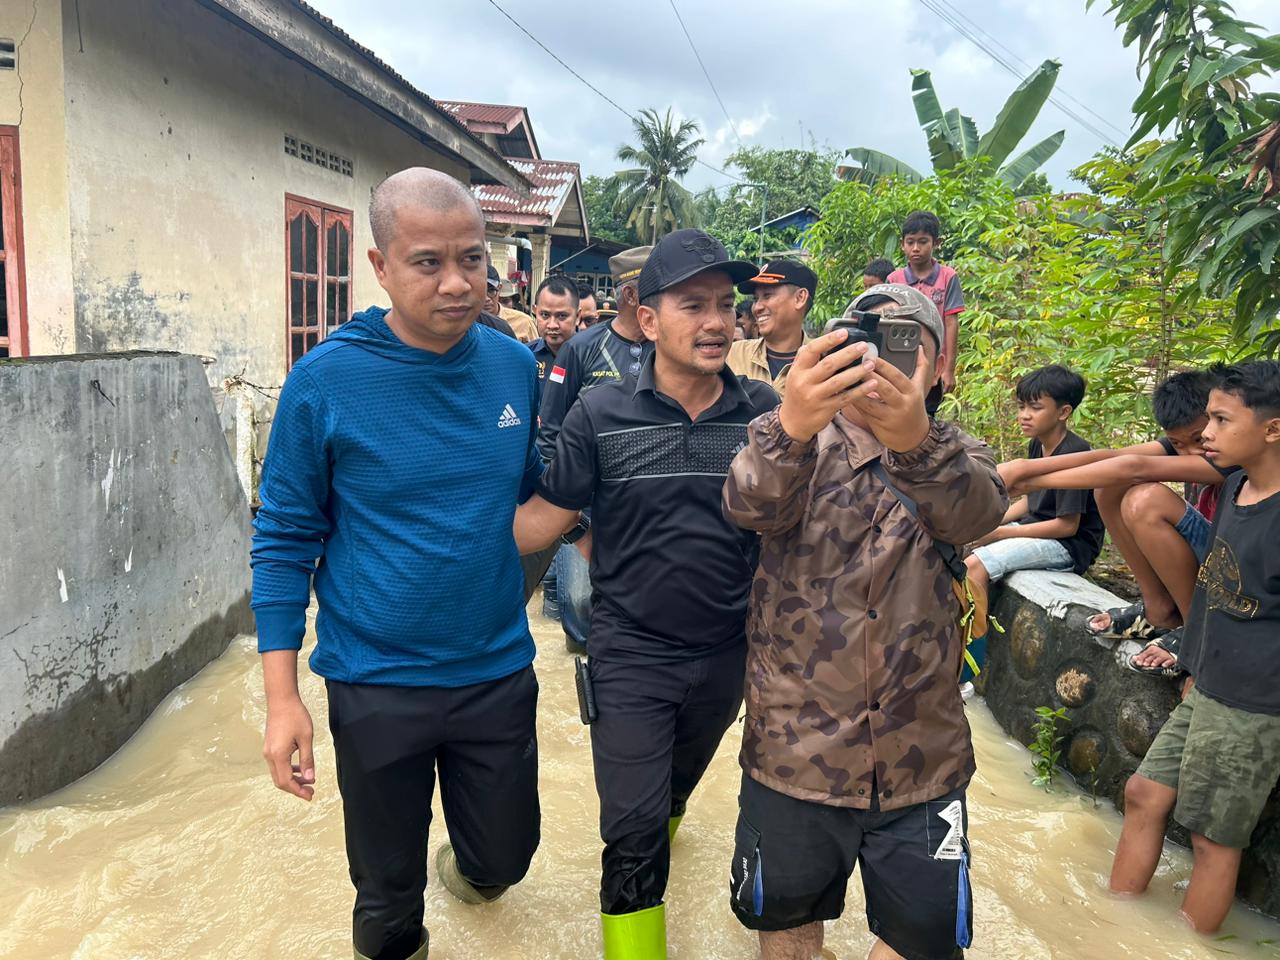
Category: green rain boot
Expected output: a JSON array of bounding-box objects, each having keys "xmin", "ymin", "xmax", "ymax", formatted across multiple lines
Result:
[
  {"xmin": 600, "ymin": 904, "xmax": 667, "ymax": 960},
  {"xmin": 353, "ymin": 928, "xmax": 428, "ymax": 960},
  {"xmin": 435, "ymin": 843, "xmax": 508, "ymax": 905},
  {"xmin": 667, "ymin": 815, "xmax": 683, "ymax": 843}
]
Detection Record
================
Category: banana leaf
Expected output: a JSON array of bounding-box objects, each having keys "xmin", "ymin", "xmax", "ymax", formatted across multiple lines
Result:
[
  {"xmin": 998, "ymin": 130, "xmax": 1065, "ymax": 188},
  {"xmin": 977, "ymin": 59, "xmax": 1062, "ymax": 168},
  {"xmin": 836, "ymin": 149, "xmax": 924, "ymax": 184}
]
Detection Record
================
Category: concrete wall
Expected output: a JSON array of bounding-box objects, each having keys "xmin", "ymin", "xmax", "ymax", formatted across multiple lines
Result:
[
  {"xmin": 60, "ymin": 0, "xmax": 469, "ymax": 391},
  {"xmin": 0, "ymin": 0, "xmax": 77, "ymax": 353},
  {"xmin": 0, "ymin": 352, "xmax": 254, "ymax": 805},
  {"xmin": 980, "ymin": 570, "xmax": 1280, "ymax": 919}
]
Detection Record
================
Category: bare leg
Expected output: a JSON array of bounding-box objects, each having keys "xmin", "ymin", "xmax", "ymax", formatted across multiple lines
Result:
[
  {"xmin": 760, "ymin": 923, "xmax": 823, "ymax": 960},
  {"xmin": 1110, "ymin": 774, "xmax": 1177, "ymax": 895},
  {"xmin": 964, "ymin": 553, "xmax": 990, "ymax": 599},
  {"xmin": 1090, "ymin": 484, "xmax": 1180, "ymax": 631},
  {"xmin": 1180, "ymin": 833, "xmax": 1242, "ymax": 933},
  {"xmin": 1121, "ymin": 484, "xmax": 1199, "ymax": 623},
  {"xmin": 867, "ymin": 939, "xmax": 907, "ymax": 959}
]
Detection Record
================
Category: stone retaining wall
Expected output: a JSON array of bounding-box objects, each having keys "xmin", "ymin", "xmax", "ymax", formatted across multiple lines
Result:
[{"xmin": 980, "ymin": 570, "xmax": 1280, "ymax": 918}]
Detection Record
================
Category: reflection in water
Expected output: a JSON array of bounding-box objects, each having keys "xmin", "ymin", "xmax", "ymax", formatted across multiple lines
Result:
[{"xmin": 4, "ymin": 603, "xmax": 1280, "ymax": 960}]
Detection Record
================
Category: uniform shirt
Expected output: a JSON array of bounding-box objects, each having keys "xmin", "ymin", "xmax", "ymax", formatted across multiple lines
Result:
[
  {"xmin": 888, "ymin": 262, "xmax": 964, "ymax": 321},
  {"xmin": 1180, "ymin": 472, "xmax": 1280, "ymax": 715},
  {"xmin": 528, "ymin": 338, "xmax": 557, "ymax": 385},
  {"xmin": 726, "ymin": 334, "xmax": 811, "ymax": 399},
  {"xmin": 537, "ymin": 356, "xmax": 780, "ymax": 663},
  {"xmin": 499, "ymin": 307, "xmax": 539, "ymax": 344},
  {"xmin": 536, "ymin": 318, "xmax": 654, "ymax": 461},
  {"xmin": 1023, "ymin": 432, "xmax": 1105, "ymax": 574}
]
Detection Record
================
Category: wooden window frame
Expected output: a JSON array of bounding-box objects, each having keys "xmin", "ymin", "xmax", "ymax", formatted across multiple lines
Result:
[
  {"xmin": 285, "ymin": 194, "xmax": 353, "ymax": 370},
  {"xmin": 0, "ymin": 125, "xmax": 29, "ymax": 358}
]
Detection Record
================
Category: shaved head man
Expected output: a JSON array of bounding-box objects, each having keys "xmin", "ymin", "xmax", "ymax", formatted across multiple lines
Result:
[{"xmin": 254, "ymin": 167, "xmax": 544, "ymax": 960}]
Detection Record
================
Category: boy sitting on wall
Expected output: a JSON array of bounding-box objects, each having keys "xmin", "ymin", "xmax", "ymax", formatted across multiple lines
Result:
[
  {"xmin": 1110, "ymin": 361, "xmax": 1280, "ymax": 934},
  {"xmin": 964, "ymin": 365, "xmax": 1105, "ymax": 597},
  {"xmin": 999, "ymin": 370, "xmax": 1237, "ymax": 676}
]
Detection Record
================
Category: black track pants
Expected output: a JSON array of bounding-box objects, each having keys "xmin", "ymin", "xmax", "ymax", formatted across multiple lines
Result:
[
  {"xmin": 589, "ymin": 642, "xmax": 746, "ymax": 914},
  {"xmin": 327, "ymin": 666, "xmax": 541, "ymax": 960}
]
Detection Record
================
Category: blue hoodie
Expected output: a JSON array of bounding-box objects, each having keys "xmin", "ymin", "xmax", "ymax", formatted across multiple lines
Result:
[{"xmin": 251, "ymin": 307, "xmax": 543, "ymax": 687}]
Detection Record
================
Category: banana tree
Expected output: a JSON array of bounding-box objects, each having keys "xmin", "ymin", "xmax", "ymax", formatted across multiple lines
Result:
[{"xmin": 838, "ymin": 59, "xmax": 1066, "ymax": 192}]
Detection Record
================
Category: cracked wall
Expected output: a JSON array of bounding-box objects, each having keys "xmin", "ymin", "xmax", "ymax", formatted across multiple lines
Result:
[{"xmin": 0, "ymin": 352, "xmax": 254, "ymax": 805}]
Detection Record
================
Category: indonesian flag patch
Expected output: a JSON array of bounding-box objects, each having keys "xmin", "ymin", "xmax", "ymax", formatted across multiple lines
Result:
[{"xmin": 550, "ymin": 366, "xmax": 567, "ymax": 384}]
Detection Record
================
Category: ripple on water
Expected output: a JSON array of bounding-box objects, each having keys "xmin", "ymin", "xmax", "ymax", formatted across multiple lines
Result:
[{"xmin": 1, "ymin": 603, "xmax": 1279, "ymax": 959}]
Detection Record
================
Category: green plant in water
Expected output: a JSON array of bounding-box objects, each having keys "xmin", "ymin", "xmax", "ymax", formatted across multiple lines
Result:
[{"xmin": 1028, "ymin": 706, "xmax": 1069, "ymax": 790}]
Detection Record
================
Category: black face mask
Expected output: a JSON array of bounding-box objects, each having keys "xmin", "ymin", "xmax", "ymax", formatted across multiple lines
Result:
[{"xmin": 926, "ymin": 381, "xmax": 943, "ymax": 417}]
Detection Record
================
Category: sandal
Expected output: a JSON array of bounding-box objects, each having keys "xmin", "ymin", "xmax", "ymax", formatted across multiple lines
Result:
[
  {"xmin": 1090, "ymin": 602, "xmax": 1169, "ymax": 642},
  {"xmin": 1126, "ymin": 627, "xmax": 1187, "ymax": 678}
]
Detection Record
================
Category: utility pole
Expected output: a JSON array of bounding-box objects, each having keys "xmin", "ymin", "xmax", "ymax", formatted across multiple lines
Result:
[{"xmin": 740, "ymin": 182, "xmax": 768, "ymax": 266}]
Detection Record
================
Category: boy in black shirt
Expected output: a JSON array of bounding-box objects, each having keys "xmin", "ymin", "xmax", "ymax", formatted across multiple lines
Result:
[
  {"xmin": 965, "ymin": 365, "xmax": 1104, "ymax": 595},
  {"xmin": 1110, "ymin": 360, "xmax": 1280, "ymax": 934}
]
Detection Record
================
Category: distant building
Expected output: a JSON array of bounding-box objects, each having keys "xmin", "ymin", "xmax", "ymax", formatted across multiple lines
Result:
[
  {"xmin": 0, "ymin": 0, "xmax": 531, "ymax": 494},
  {"xmin": 438, "ymin": 101, "xmax": 589, "ymax": 298},
  {"xmin": 748, "ymin": 205, "xmax": 822, "ymax": 259}
]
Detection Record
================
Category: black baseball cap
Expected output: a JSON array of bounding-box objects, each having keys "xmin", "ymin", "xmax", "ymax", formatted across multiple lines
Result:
[
  {"xmin": 635, "ymin": 229, "xmax": 756, "ymax": 300},
  {"xmin": 738, "ymin": 259, "xmax": 818, "ymax": 298},
  {"xmin": 486, "ymin": 264, "xmax": 501, "ymax": 290}
]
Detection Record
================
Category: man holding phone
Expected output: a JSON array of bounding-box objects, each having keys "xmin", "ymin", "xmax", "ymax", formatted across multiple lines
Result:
[{"xmin": 722, "ymin": 284, "xmax": 1007, "ymax": 960}]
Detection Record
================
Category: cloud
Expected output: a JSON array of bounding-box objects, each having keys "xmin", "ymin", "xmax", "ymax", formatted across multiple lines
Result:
[{"xmin": 306, "ymin": 0, "xmax": 1278, "ymax": 192}]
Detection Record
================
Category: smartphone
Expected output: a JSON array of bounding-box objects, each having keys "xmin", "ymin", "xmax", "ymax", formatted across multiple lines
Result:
[{"xmin": 822, "ymin": 312, "xmax": 921, "ymax": 378}]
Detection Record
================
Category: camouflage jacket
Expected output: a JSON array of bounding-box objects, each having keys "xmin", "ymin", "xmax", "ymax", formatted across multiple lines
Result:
[{"xmin": 722, "ymin": 408, "xmax": 1007, "ymax": 810}]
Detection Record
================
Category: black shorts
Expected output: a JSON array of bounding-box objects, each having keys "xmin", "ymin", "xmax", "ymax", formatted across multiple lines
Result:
[{"xmin": 729, "ymin": 773, "xmax": 972, "ymax": 960}]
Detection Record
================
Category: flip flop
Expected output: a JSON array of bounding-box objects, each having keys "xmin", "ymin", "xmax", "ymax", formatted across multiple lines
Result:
[
  {"xmin": 1090, "ymin": 602, "xmax": 1169, "ymax": 642},
  {"xmin": 1126, "ymin": 627, "xmax": 1187, "ymax": 678}
]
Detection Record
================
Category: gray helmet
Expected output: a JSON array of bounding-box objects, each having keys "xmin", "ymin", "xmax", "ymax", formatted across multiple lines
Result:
[{"xmin": 846, "ymin": 283, "xmax": 944, "ymax": 349}]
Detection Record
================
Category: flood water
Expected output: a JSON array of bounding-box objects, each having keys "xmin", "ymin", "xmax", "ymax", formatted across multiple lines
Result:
[{"xmin": 4, "ymin": 601, "xmax": 1280, "ymax": 960}]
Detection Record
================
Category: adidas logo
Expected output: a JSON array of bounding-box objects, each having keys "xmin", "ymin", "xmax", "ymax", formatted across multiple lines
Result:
[{"xmin": 497, "ymin": 403, "xmax": 523, "ymax": 428}]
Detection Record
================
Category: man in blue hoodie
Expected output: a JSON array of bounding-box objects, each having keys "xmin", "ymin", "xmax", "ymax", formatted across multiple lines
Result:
[{"xmin": 252, "ymin": 168, "xmax": 546, "ymax": 960}]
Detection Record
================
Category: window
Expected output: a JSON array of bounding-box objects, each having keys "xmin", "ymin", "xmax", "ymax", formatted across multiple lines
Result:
[
  {"xmin": 0, "ymin": 127, "xmax": 27, "ymax": 358},
  {"xmin": 285, "ymin": 195, "xmax": 352, "ymax": 369},
  {"xmin": 283, "ymin": 133, "xmax": 353, "ymax": 178},
  {"xmin": 0, "ymin": 40, "xmax": 14, "ymax": 72}
]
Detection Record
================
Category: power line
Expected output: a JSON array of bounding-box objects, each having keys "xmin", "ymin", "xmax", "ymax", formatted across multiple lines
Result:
[
  {"xmin": 483, "ymin": 0, "xmax": 744, "ymax": 183},
  {"xmin": 934, "ymin": 0, "xmax": 1131, "ymax": 140},
  {"xmin": 667, "ymin": 0, "xmax": 744, "ymax": 152},
  {"xmin": 914, "ymin": 0, "xmax": 1121, "ymax": 148}
]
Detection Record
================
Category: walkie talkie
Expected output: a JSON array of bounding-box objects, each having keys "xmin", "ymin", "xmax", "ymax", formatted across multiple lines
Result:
[{"xmin": 574, "ymin": 656, "xmax": 598, "ymax": 725}]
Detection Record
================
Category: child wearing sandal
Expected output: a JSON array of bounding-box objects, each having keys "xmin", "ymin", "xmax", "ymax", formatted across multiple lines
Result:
[
  {"xmin": 1110, "ymin": 360, "xmax": 1280, "ymax": 934},
  {"xmin": 996, "ymin": 369, "xmax": 1238, "ymax": 677},
  {"xmin": 964, "ymin": 365, "xmax": 1105, "ymax": 600}
]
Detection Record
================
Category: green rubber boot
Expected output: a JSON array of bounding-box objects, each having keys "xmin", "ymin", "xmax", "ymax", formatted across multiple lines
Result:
[
  {"xmin": 435, "ymin": 843, "xmax": 508, "ymax": 905},
  {"xmin": 600, "ymin": 904, "xmax": 667, "ymax": 959},
  {"xmin": 667, "ymin": 815, "xmax": 683, "ymax": 842},
  {"xmin": 353, "ymin": 928, "xmax": 428, "ymax": 960}
]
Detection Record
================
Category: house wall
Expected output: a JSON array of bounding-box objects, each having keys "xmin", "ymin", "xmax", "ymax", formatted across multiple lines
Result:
[
  {"xmin": 59, "ymin": 0, "xmax": 469, "ymax": 391},
  {"xmin": 0, "ymin": 0, "xmax": 77, "ymax": 353}
]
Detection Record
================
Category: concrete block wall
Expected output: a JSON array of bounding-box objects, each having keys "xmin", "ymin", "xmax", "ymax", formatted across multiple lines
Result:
[
  {"xmin": 980, "ymin": 570, "xmax": 1280, "ymax": 918},
  {"xmin": 0, "ymin": 352, "xmax": 255, "ymax": 805}
]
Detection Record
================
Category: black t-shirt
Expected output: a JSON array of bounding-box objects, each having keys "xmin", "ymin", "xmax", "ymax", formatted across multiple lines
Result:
[
  {"xmin": 1022, "ymin": 431, "xmax": 1105, "ymax": 573},
  {"xmin": 766, "ymin": 348, "xmax": 798, "ymax": 380},
  {"xmin": 537, "ymin": 356, "xmax": 780, "ymax": 662},
  {"xmin": 477, "ymin": 311, "xmax": 515, "ymax": 339},
  {"xmin": 1181, "ymin": 473, "xmax": 1280, "ymax": 715}
]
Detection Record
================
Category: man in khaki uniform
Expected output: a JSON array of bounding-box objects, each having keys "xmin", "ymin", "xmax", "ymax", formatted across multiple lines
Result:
[
  {"xmin": 722, "ymin": 284, "xmax": 1007, "ymax": 960},
  {"xmin": 727, "ymin": 259, "xmax": 816, "ymax": 398},
  {"xmin": 497, "ymin": 278, "xmax": 539, "ymax": 343}
]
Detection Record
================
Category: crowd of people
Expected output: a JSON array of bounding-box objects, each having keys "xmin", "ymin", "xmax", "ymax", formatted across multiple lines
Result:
[{"xmin": 250, "ymin": 166, "xmax": 1280, "ymax": 960}]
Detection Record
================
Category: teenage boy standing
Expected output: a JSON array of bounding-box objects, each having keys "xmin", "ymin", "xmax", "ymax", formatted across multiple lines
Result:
[
  {"xmin": 515, "ymin": 230, "xmax": 778, "ymax": 959},
  {"xmin": 1110, "ymin": 361, "xmax": 1280, "ymax": 934},
  {"xmin": 723, "ymin": 284, "xmax": 1006, "ymax": 960},
  {"xmin": 888, "ymin": 211, "xmax": 964, "ymax": 392},
  {"xmin": 728, "ymin": 259, "xmax": 817, "ymax": 397}
]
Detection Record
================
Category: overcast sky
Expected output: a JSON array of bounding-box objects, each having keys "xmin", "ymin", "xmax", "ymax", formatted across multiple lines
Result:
[{"xmin": 310, "ymin": 0, "xmax": 1279, "ymax": 194}]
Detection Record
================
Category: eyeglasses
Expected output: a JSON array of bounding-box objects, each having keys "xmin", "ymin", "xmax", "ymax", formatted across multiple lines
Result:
[{"xmin": 628, "ymin": 343, "xmax": 643, "ymax": 378}]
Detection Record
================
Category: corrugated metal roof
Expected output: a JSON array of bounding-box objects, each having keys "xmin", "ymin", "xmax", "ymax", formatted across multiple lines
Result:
[
  {"xmin": 437, "ymin": 101, "xmax": 527, "ymax": 131},
  {"xmin": 473, "ymin": 159, "xmax": 582, "ymax": 226}
]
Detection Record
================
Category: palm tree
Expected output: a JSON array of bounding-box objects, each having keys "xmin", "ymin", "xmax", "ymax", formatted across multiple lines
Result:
[
  {"xmin": 838, "ymin": 59, "xmax": 1065, "ymax": 192},
  {"xmin": 609, "ymin": 108, "xmax": 705, "ymax": 242}
]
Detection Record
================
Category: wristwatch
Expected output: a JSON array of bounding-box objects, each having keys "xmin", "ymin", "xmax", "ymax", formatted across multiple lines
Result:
[{"xmin": 561, "ymin": 514, "xmax": 591, "ymax": 545}]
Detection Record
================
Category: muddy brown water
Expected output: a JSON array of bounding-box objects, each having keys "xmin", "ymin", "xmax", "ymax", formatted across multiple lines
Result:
[{"xmin": 4, "ymin": 602, "xmax": 1280, "ymax": 960}]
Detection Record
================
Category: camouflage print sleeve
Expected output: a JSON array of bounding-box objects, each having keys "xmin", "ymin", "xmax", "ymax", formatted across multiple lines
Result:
[
  {"xmin": 723, "ymin": 407, "xmax": 819, "ymax": 534},
  {"xmin": 881, "ymin": 420, "xmax": 1008, "ymax": 545}
]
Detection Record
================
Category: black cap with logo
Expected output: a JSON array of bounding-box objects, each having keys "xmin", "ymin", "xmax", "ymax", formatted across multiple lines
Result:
[
  {"xmin": 738, "ymin": 259, "xmax": 818, "ymax": 298},
  {"xmin": 636, "ymin": 229, "xmax": 757, "ymax": 301}
]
